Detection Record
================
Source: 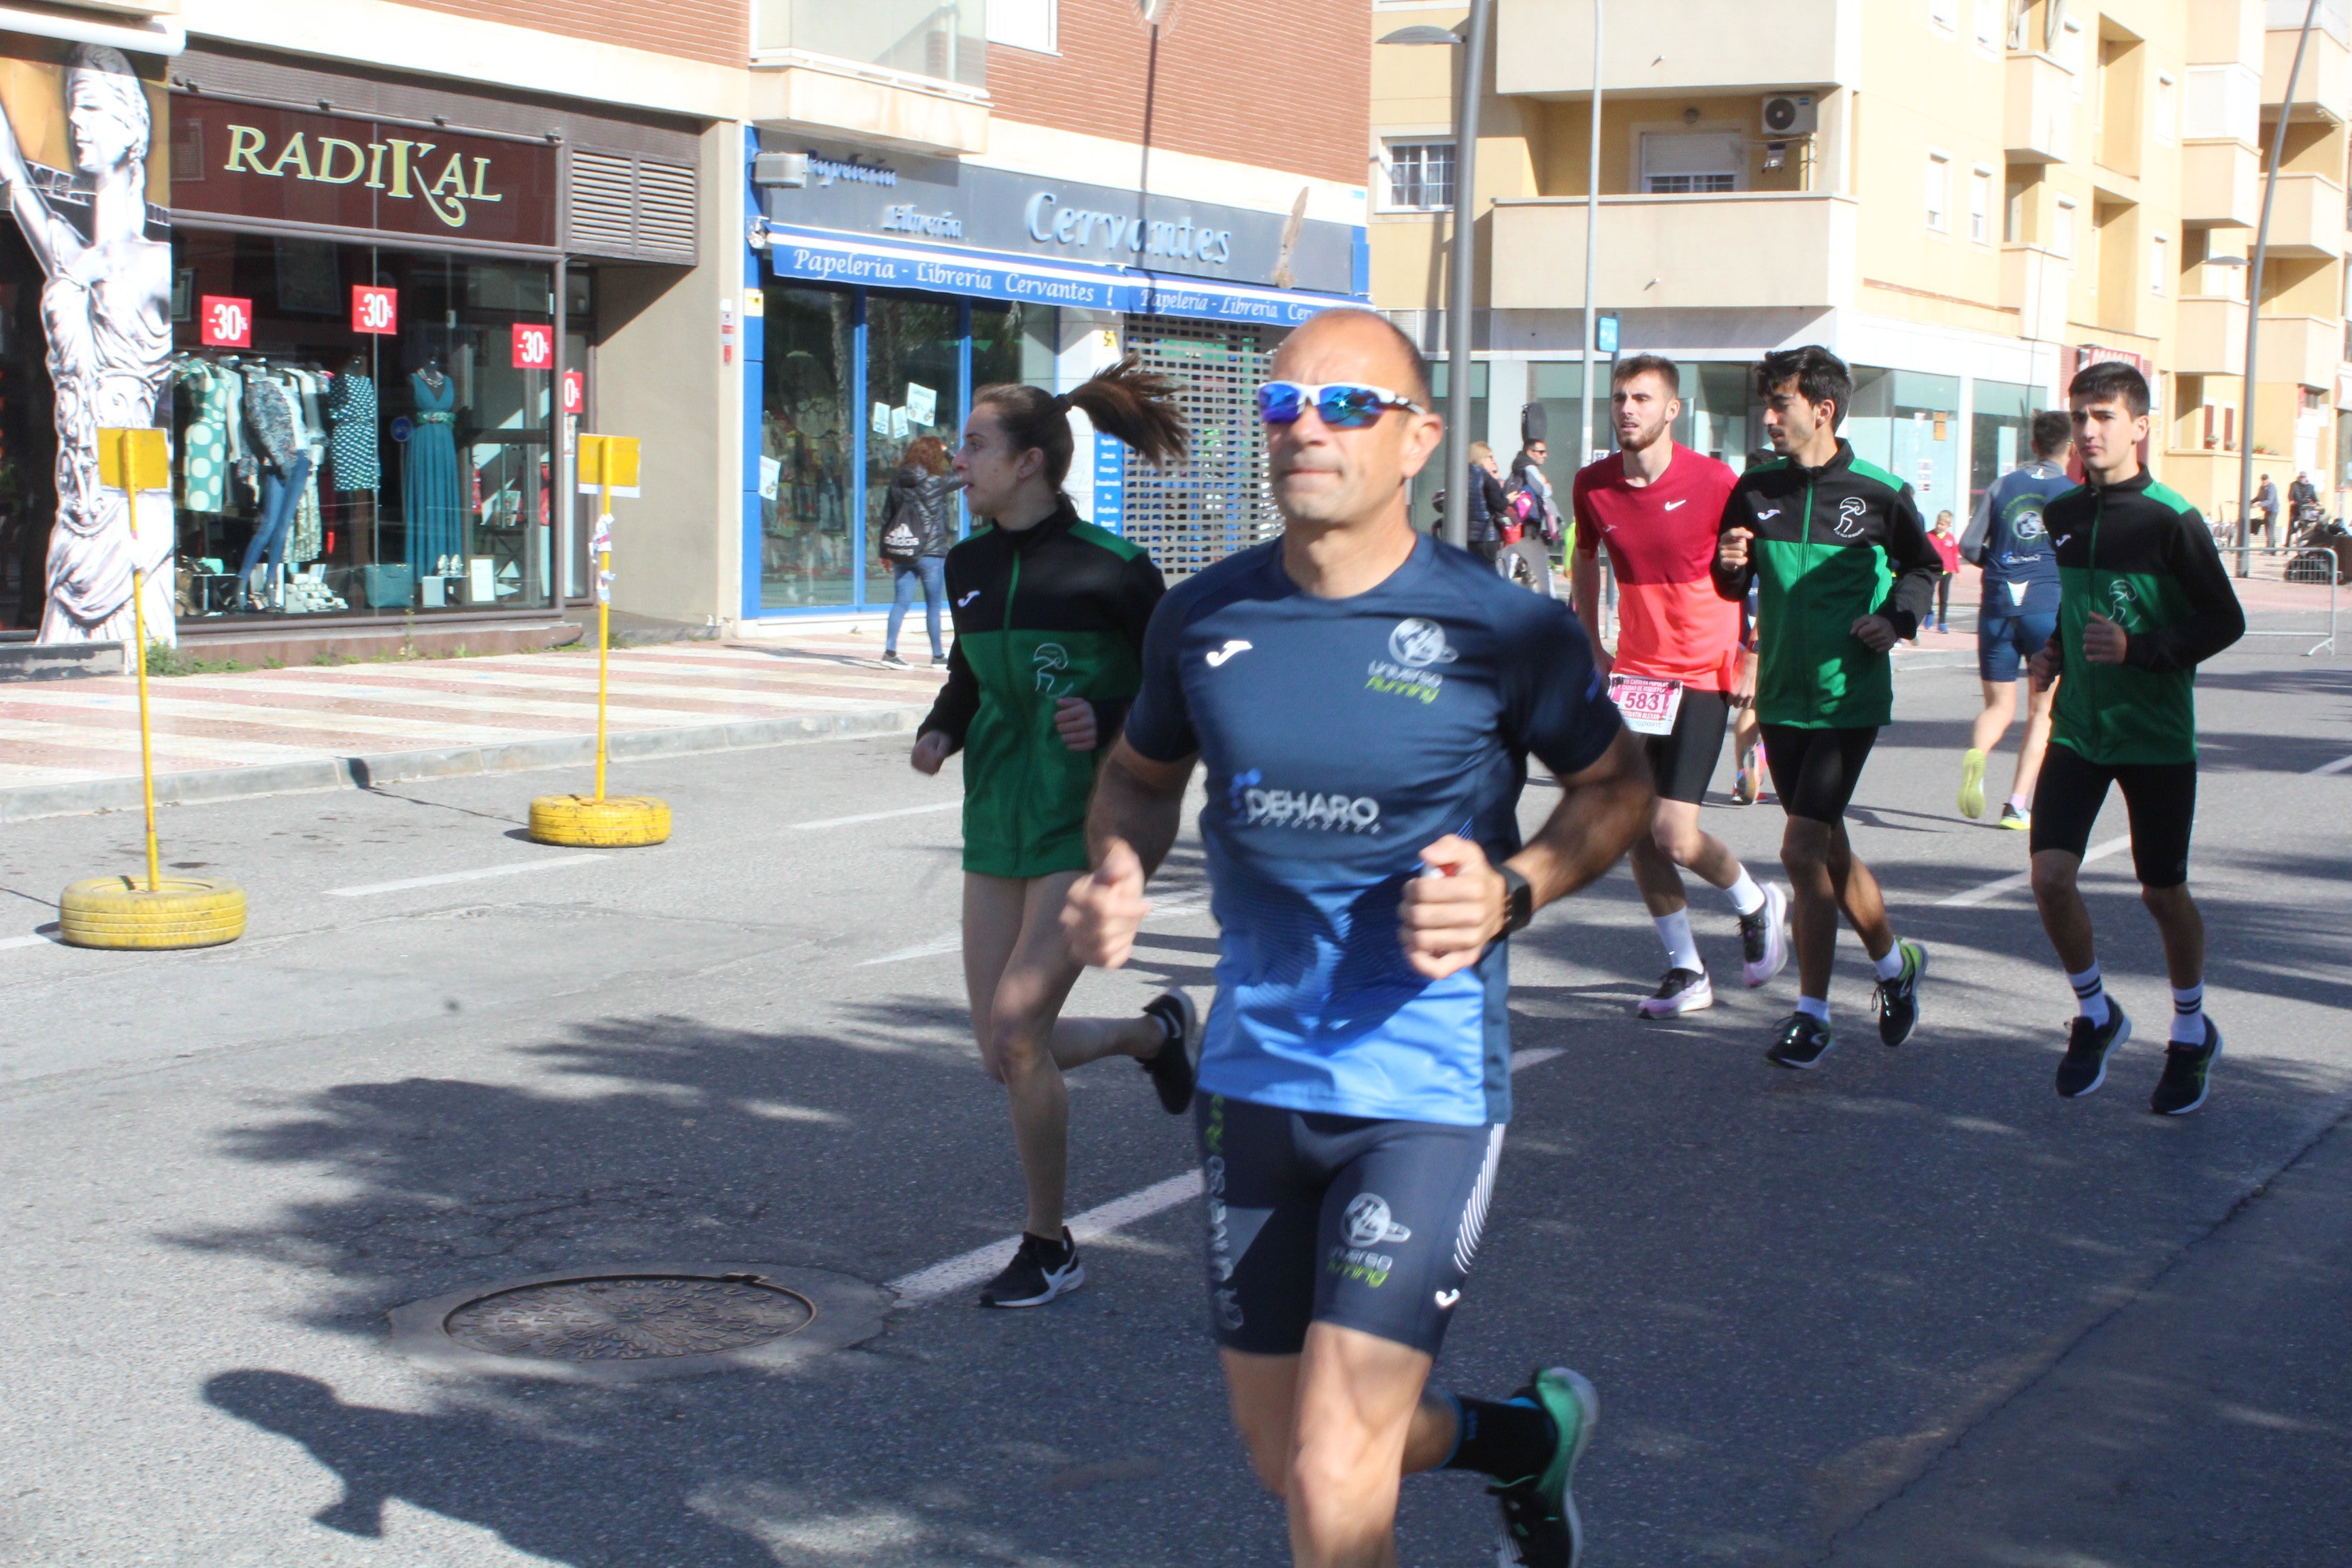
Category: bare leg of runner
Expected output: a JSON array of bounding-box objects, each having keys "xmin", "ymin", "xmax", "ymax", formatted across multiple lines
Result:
[{"xmin": 2013, "ymin": 676, "xmax": 2057, "ymax": 805}]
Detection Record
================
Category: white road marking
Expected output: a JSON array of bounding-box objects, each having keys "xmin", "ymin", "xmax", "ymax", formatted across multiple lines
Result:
[
  {"xmin": 1936, "ymin": 835, "xmax": 2130, "ymax": 908},
  {"xmin": 794, "ymin": 801, "xmax": 962, "ymax": 830},
  {"xmin": 0, "ymin": 934, "xmax": 56, "ymax": 951},
  {"xmin": 858, "ymin": 900, "xmax": 1209, "ymax": 967},
  {"xmin": 2310, "ymin": 753, "xmax": 2352, "ymax": 777},
  {"xmin": 886, "ymin": 1047, "xmax": 1567, "ymax": 1306},
  {"xmin": 324, "ymin": 856, "xmax": 608, "ymax": 898}
]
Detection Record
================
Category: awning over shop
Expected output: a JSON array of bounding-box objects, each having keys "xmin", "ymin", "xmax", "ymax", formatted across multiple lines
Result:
[{"xmin": 753, "ymin": 220, "xmax": 1355, "ymax": 329}]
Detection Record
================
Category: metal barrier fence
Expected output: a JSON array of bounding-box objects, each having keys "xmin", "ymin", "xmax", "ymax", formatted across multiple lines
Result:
[{"xmin": 2234, "ymin": 545, "xmax": 2340, "ymax": 657}]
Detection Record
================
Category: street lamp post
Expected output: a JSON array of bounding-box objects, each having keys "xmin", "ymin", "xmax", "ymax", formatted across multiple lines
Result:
[
  {"xmin": 2239, "ymin": 0, "xmax": 2323, "ymax": 577},
  {"xmin": 1380, "ymin": 1, "xmax": 1490, "ymax": 549},
  {"xmin": 1578, "ymin": 0, "xmax": 1603, "ymax": 478}
]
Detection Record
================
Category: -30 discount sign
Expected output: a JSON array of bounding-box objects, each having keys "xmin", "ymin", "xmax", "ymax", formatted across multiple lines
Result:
[
  {"xmin": 350, "ymin": 285, "xmax": 397, "ymax": 336},
  {"xmin": 511, "ymin": 323, "xmax": 553, "ymax": 370},
  {"xmin": 199, "ymin": 295, "xmax": 252, "ymax": 348}
]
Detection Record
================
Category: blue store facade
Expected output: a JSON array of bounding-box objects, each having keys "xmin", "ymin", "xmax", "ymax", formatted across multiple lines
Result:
[{"xmin": 739, "ymin": 133, "xmax": 1365, "ymax": 619}]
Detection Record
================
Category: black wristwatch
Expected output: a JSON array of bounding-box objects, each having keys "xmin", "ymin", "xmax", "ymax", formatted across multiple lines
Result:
[{"xmin": 1497, "ymin": 865, "xmax": 1535, "ymax": 939}]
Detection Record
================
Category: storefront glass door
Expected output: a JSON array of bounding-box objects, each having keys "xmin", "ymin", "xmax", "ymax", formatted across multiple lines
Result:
[
  {"xmin": 759, "ymin": 287, "xmax": 855, "ymax": 610},
  {"xmin": 862, "ymin": 295, "xmax": 960, "ymax": 606}
]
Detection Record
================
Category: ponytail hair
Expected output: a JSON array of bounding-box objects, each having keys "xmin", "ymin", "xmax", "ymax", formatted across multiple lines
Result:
[{"xmin": 973, "ymin": 352, "xmax": 1189, "ymax": 492}]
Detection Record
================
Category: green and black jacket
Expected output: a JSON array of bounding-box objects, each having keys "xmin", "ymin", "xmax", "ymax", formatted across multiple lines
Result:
[
  {"xmin": 2040, "ymin": 471, "xmax": 2244, "ymax": 766},
  {"xmin": 920, "ymin": 500, "xmax": 1165, "ymax": 879},
  {"xmin": 1711, "ymin": 440, "xmax": 1940, "ymax": 729}
]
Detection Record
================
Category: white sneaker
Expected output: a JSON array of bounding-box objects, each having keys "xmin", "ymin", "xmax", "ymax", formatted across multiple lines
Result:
[
  {"xmin": 1740, "ymin": 882, "xmax": 1792, "ymax": 987},
  {"xmin": 1636, "ymin": 968, "xmax": 1713, "ymax": 1018}
]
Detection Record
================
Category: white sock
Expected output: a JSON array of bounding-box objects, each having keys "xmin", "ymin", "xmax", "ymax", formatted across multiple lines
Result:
[
  {"xmin": 2170, "ymin": 982, "xmax": 2206, "ymax": 1044},
  {"xmin": 1721, "ymin": 868, "xmax": 1767, "ymax": 917},
  {"xmin": 1796, "ymin": 995, "xmax": 1830, "ymax": 1024},
  {"xmin": 1872, "ymin": 945, "xmax": 1908, "ymax": 982},
  {"xmin": 1652, "ymin": 910, "xmax": 1702, "ymax": 974},
  {"xmin": 2069, "ymin": 963, "xmax": 2110, "ymax": 1027}
]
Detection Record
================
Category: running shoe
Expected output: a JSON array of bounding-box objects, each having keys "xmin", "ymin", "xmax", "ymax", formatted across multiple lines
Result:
[
  {"xmin": 978, "ymin": 1228, "xmax": 1084, "ymax": 1307},
  {"xmin": 1138, "ymin": 989, "xmax": 1201, "ymax": 1114},
  {"xmin": 2150, "ymin": 1019, "xmax": 2223, "ymax": 1116},
  {"xmin": 1874, "ymin": 941, "xmax": 1928, "ymax": 1047},
  {"xmin": 1490, "ymin": 1367, "xmax": 1598, "ymax": 1568},
  {"xmin": 1957, "ymin": 748, "xmax": 1987, "ymax": 819},
  {"xmin": 932, "ymin": 655, "xmax": 951, "ymax": 669},
  {"xmin": 1765, "ymin": 1013, "xmax": 1835, "ymax": 1069},
  {"xmin": 2055, "ymin": 1004, "xmax": 2132, "ymax": 1098},
  {"xmin": 1998, "ymin": 803, "xmax": 2031, "ymax": 831},
  {"xmin": 1732, "ymin": 747, "xmax": 1763, "ymax": 806},
  {"xmin": 1636, "ymin": 968, "xmax": 1712, "ymax": 1018},
  {"xmin": 1738, "ymin": 883, "xmax": 1791, "ymax": 987},
  {"xmin": 880, "ymin": 650, "xmax": 909, "ymax": 668}
]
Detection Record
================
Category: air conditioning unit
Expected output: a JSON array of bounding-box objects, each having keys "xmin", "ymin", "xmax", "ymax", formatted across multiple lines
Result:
[
  {"xmin": 752, "ymin": 152, "xmax": 810, "ymax": 189},
  {"xmin": 1761, "ymin": 94, "xmax": 1818, "ymax": 137}
]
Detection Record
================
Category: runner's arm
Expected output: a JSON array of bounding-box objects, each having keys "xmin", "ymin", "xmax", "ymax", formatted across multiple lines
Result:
[
  {"xmin": 1066, "ymin": 738, "xmax": 1196, "ymax": 969},
  {"xmin": 1871, "ymin": 485, "xmax": 1939, "ymax": 640},
  {"xmin": 917, "ymin": 637, "xmax": 980, "ymax": 755},
  {"xmin": 2126, "ymin": 508, "xmax": 2247, "ymax": 673},
  {"xmin": 1514, "ymin": 730, "xmax": 1652, "ymax": 908},
  {"xmin": 1712, "ymin": 486, "xmax": 1755, "ymax": 602},
  {"xmin": 1088, "ymin": 551, "xmax": 1170, "ymax": 748},
  {"xmin": 1959, "ymin": 483, "xmax": 1993, "ymax": 566}
]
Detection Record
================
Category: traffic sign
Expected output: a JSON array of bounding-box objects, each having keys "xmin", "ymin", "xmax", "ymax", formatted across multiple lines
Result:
[
  {"xmin": 512, "ymin": 323, "xmax": 553, "ymax": 370},
  {"xmin": 351, "ymin": 285, "xmax": 397, "ymax": 336},
  {"xmin": 200, "ymin": 296, "xmax": 252, "ymax": 348},
  {"xmin": 1595, "ymin": 312, "xmax": 1620, "ymax": 355}
]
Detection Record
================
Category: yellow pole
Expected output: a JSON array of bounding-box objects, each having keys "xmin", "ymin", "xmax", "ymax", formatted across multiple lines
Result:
[
  {"xmin": 593, "ymin": 478, "xmax": 610, "ymax": 802},
  {"xmin": 128, "ymin": 489, "xmax": 159, "ymax": 894}
]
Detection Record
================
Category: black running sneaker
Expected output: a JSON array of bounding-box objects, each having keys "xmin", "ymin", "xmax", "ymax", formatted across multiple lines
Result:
[
  {"xmin": 1635, "ymin": 967, "xmax": 1712, "ymax": 1018},
  {"xmin": 2055, "ymin": 1005, "xmax": 2132, "ymax": 1098},
  {"xmin": 1490, "ymin": 1367, "xmax": 1598, "ymax": 1568},
  {"xmin": 879, "ymin": 650, "xmax": 909, "ymax": 668},
  {"xmin": 977, "ymin": 1228, "xmax": 1084, "ymax": 1307},
  {"xmin": 1138, "ymin": 989, "xmax": 1200, "ymax": 1114},
  {"xmin": 1874, "ymin": 940, "xmax": 1927, "ymax": 1047},
  {"xmin": 2150, "ymin": 1019, "xmax": 2222, "ymax": 1116},
  {"xmin": 1737, "ymin": 882, "xmax": 1791, "ymax": 987},
  {"xmin": 1765, "ymin": 1012, "xmax": 1835, "ymax": 1069}
]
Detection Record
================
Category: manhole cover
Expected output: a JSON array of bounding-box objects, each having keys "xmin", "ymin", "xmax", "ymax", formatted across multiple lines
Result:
[
  {"xmin": 444, "ymin": 1275, "xmax": 814, "ymax": 1360},
  {"xmin": 389, "ymin": 1262, "xmax": 889, "ymax": 1383}
]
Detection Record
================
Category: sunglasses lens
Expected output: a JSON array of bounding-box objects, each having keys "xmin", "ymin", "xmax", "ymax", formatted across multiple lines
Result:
[
  {"xmin": 1318, "ymin": 387, "xmax": 1386, "ymax": 428},
  {"xmin": 1257, "ymin": 383, "xmax": 1305, "ymax": 423}
]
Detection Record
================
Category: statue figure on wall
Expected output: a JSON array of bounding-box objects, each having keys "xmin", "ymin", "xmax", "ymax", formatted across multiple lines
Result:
[{"xmin": 0, "ymin": 44, "xmax": 174, "ymax": 645}]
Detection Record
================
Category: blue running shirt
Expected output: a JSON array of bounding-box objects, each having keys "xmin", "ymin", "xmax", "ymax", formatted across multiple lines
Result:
[
  {"xmin": 1971, "ymin": 461, "xmax": 2072, "ymax": 616},
  {"xmin": 1123, "ymin": 536, "xmax": 1622, "ymax": 1126}
]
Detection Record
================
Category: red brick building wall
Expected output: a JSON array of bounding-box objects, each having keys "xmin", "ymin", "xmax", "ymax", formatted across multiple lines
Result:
[
  {"xmin": 393, "ymin": 0, "xmax": 745, "ymax": 67},
  {"xmin": 987, "ymin": 0, "xmax": 1367, "ymax": 189}
]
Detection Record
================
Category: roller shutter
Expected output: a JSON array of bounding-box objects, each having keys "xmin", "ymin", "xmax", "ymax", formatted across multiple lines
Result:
[{"xmin": 566, "ymin": 150, "xmax": 700, "ymax": 265}]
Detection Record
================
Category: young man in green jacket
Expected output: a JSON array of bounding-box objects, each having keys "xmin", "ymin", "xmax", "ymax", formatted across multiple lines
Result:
[
  {"xmin": 1712, "ymin": 346, "xmax": 1940, "ymax": 1069},
  {"xmin": 2028, "ymin": 361, "xmax": 2244, "ymax": 1114}
]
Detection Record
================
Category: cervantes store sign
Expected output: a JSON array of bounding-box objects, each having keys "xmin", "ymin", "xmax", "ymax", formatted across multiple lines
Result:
[{"xmin": 169, "ymin": 99, "xmax": 556, "ymax": 247}]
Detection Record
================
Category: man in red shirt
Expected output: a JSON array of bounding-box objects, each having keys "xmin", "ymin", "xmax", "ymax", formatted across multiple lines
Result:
[{"xmin": 1572, "ymin": 355, "xmax": 1791, "ymax": 1015}]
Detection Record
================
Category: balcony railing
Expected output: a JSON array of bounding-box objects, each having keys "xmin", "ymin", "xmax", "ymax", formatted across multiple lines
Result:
[
  {"xmin": 2180, "ymin": 140, "xmax": 2260, "ymax": 227},
  {"xmin": 2176, "ymin": 297, "xmax": 2250, "ymax": 375},
  {"xmin": 756, "ymin": 0, "xmax": 985, "ymax": 91},
  {"xmin": 1490, "ymin": 192, "xmax": 1855, "ymax": 312},
  {"xmin": 1495, "ymin": 0, "xmax": 1846, "ymax": 97},
  {"xmin": 2261, "ymin": 172, "xmax": 2345, "ymax": 257},
  {"xmin": 2005, "ymin": 52, "xmax": 2075, "ymax": 163}
]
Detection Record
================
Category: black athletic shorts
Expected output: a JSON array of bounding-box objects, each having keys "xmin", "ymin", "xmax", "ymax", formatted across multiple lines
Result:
[
  {"xmin": 1638, "ymin": 688, "xmax": 1733, "ymax": 805},
  {"xmin": 2029, "ymin": 742, "xmax": 2197, "ymax": 888},
  {"xmin": 1198, "ymin": 1094, "xmax": 1503, "ymax": 1358},
  {"xmin": 1759, "ymin": 723, "xmax": 1879, "ymax": 824}
]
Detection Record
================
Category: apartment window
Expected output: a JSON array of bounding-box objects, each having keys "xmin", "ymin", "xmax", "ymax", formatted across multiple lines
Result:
[
  {"xmin": 1640, "ymin": 131, "xmax": 1744, "ymax": 194},
  {"xmin": 986, "ymin": 0, "xmax": 1056, "ymax": 52},
  {"xmin": 1927, "ymin": 152, "xmax": 1952, "ymax": 231},
  {"xmin": 2151, "ymin": 232, "xmax": 2168, "ymax": 294},
  {"xmin": 1974, "ymin": 0, "xmax": 2001, "ymax": 52},
  {"xmin": 2055, "ymin": 195, "xmax": 2077, "ymax": 258},
  {"xmin": 2059, "ymin": 16, "xmax": 2086, "ymax": 95},
  {"xmin": 1970, "ymin": 166, "xmax": 1993, "ymax": 243},
  {"xmin": 2155, "ymin": 72, "xmax": 2178, "ymax": 145},
  {"xmin": 1929, "ymin": 0, "xmax": 1957, "ymax": 33},
  {"xmin": 1384, "ymin": 140, "xmax": 1457, "ymax": 210}
]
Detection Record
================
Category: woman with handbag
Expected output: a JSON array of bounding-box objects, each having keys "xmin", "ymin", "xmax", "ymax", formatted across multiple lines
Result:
[{"xmin": 878, "ymin": 435, "xmax": 960, "ymax": 668}]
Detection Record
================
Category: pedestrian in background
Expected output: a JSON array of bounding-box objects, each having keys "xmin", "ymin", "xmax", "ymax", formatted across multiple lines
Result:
[
  {"xmin": 2251, "ymin": 473, "xmax": 2277, "ymax": 546},
  {"xmin": 877, "ymin": 434, "xmax": 961, "ymax": 668},
  {"xmin": 1510, "ymin": 439, "xmax": 1565, "ymax": 551},
  {"xmin": 1927, "ymin": 510, "xmax": 1960, "ymax": 635},
  {"xmin": 1466, "ymin": 440, "xmax": 1509, "ymax": 564}
]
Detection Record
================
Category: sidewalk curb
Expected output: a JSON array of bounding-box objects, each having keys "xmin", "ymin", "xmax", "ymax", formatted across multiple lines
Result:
[{"xmin": 0, "ymin": 705, "xmax": 930, "ymax": 823}]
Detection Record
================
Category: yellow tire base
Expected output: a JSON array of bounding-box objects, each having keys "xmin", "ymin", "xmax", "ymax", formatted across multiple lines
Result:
[
  {"xmin": 527, "ymin": 794, "xmax": 672, "ymax": 847},
  {"xmin": 59, "ymin": 875, "xmax": 247, "ymax": 951}
]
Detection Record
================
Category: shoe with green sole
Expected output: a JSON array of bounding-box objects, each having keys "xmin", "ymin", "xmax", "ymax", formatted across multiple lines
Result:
[
  {"xmin": 1958, "ymin": 748, "xmax": 1987, "ymax": 819},
  {"xmin": 1490, "ymin": 1366, "xmax": 1599, "ymax": 1567}
]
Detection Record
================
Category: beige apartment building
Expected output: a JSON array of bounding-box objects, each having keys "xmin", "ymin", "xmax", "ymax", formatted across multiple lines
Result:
[
  {"xmin": 0, "ymin": 0, "xmax": 1366, "ymax": 657},
  {"xmin": 1372, "ymin": 0, "xmax": 2352, "ymax": 529}
]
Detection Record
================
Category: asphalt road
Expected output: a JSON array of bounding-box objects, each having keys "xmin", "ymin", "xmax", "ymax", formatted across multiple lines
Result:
[{"xmin": 0, "ymin": 649, "xmax": 2347, "ymax": 1567}]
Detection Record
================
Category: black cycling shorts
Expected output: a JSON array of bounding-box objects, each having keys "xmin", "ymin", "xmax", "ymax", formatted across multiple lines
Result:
[
  {"xmin": 1198, "ymin": 1094, "xmax": 1503, "ymax": 1358},
  {"xmin": 2029, "ymin": 742, "xmax": 2197, "ymax": 888},
  {"xmin": 1759, "ymin": 723, "xmax": 1880, "ymax": 824},
  {"xmin": 1637, "ymin": 688, "xmax": 1732, "ymax": 805}
]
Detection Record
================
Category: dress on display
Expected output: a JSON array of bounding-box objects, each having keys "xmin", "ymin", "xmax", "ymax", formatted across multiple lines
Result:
[
  {"xmin": 174, "ymin": 359, "xmax": 230, "ymax": 514},
  {"xmin": 327, "ymin": 372, "xmax": 379, "ymax": 491},
  {"xmin": 404, "ymin": 370, "xmax": 463, "ymax": 571}
]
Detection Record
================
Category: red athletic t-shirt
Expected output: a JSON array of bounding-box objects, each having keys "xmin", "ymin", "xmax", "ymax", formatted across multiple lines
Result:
[{"xmin": 1572, "ymin": 444, "xmax": 1743, "ymax": 692}]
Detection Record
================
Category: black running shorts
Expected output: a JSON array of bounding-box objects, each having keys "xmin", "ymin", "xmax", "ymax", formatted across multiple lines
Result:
[
  {"xmin": 2029, "ymin": 742, "xmax": 2197, "ymax": 888},
  {"xmin": 1638, "ymin": 688, "xmax": 1733, "ymax": 805},
  {"xmin": 1758, "ymin": 723, "xmax": 1880, "ymax": 824},
  {"xmin": 1197, "ymin": 1094, "xmax": 1503, "ymax": 1358}
]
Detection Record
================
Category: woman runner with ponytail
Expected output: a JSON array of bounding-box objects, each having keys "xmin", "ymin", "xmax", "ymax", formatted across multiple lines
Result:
[{"xmin": 911, "ymin": 356, "xmax": 1201, "ymax": 1307}]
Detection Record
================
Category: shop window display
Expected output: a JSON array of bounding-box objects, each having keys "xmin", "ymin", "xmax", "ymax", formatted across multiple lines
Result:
[
  {"xmin": 167, "ymin": 233, "xmax": 558, "ymax": 620},
  {"xmin": 760, "ymin": 286, "xmax": 853, "ymax": 610}
]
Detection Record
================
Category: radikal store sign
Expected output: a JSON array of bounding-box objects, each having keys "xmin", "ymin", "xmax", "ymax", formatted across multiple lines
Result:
[{"xmin": 169, "ymin": 99, "xmax": 557, "ymax": 247}]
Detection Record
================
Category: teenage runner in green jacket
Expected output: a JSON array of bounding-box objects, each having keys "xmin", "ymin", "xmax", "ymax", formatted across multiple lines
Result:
[
  {"xmin": 911, "ymin": 357, "xmax": 1203, "ymax": 1307},
  {"xmin": 1712, "ymin": 346, "xmax": 1939, "ymax": 1070},
  {"xmin": 2027, "ymin": 361, "xmax": 2244, "ymax": 1115}
]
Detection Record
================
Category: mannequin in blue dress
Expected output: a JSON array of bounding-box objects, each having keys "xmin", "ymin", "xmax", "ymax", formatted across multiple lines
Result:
[{"xmin": 404, "ymin": 355, "xmax": 463, "ymax": 573}]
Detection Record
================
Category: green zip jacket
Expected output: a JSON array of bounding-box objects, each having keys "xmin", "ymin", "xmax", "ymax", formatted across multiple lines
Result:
[
  {"xmin": 2040, "ymin": 471, "xmax": 2244, "ymax": 766},
  {"xmin": 920, "ymin": 500, "xmax": 1165, "ymax": 879},
  {"xmin": 1710, "ymin": 440, "xmax": 1940, "ymax": 729}
]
